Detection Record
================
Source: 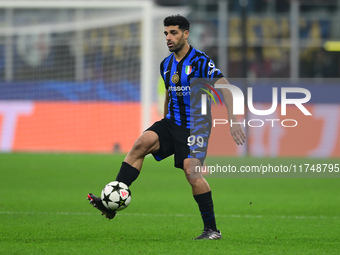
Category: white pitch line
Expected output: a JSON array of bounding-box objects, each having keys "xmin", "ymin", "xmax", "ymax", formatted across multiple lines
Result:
[{"xmin": 0, "ymin": 211, "xmax": 338, "ymax": 220}]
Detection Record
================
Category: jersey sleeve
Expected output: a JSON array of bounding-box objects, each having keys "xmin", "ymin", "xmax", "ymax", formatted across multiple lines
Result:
[
  {"xmin": 201, "ymin": 58, "xmax": 224, "ymax": 86},
  {"xmin": 160, "ymin": 60, "xmax": 165, "ymax": 82},
  {"xmin": 160, "ymin": 59, "xmax": 169, "ymax": 90}
]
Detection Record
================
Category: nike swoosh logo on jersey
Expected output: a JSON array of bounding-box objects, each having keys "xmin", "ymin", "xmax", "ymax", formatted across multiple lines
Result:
[{"xmin": 164, "ymin": 70, "xmax": 170, "ymax": 75}]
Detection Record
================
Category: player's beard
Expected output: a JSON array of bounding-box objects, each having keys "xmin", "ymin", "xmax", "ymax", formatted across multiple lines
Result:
[{"xmin": 168, "ymin": 37, "xmax": 185, "ymax": 53}]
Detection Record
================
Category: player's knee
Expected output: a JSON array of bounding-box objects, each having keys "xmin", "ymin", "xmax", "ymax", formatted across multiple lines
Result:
[
  {"xmin": 131, "ymin": 138, "xmax": 149, "ymax": 156},
  {"xmin": 184, "ymin": 166, "xmax": 203, "ymax": 186},
  {"xmin": 132, "ymin": 133, "xmax": 159, "ymax": 157},
  {"xmin": 183, "ymin": 159, "xmax": 202, "ymax": 177}
]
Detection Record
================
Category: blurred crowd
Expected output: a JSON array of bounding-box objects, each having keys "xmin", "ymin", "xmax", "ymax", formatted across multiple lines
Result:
[{"xmin": 1, "ymin": 0, "xmax": 339, "ymax": 82}]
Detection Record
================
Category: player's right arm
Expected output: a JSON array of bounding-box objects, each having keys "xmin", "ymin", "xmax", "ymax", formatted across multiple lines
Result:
[
  {"xmin": 164, "ymin": 91, "xmax": 169, "ymax": 118},
  {"xmin": 215, "ymin": 77, "xmax": 246, "ymax": 145}
]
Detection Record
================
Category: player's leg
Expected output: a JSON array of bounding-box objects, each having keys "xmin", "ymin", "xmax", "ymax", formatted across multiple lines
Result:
[
  {"xmin": 88, "ymin": 130, "xmax": 160, "ymax": 219},
  {"xmin": 125, "ymin": 130, "xmax": 160, "ymax": 170},
  {"xmin": 183, "ymin": 158, "xmax": 221, "ymax": 239},
  {"xmin": 115, "ymin": 130, "xmax": 160, "ymax": 186},
  {"xmin": 183, "ymin": 158, "xmax": 211, "ymax": 194},
  {"xmin": 116, "ymin": 117, "xmax": 177, "ymax": 187},
  {"xmin": 171, "ymin": 122, "xmax": 220, "ymax": 239}
]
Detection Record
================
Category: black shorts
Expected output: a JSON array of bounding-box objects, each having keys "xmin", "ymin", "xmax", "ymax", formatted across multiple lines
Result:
[{"xmin": 146, "ymin": 118, "xmax": 210, "ymax": 169}]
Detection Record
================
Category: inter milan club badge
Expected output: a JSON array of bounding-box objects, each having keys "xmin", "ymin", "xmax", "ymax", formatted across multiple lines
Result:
[{"xmin": 171, "ymin": 73, "xmax": 179, "ymax": 84}]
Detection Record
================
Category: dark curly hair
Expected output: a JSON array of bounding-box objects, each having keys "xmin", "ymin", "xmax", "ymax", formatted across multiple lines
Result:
[{"xmin": 163, "ymin": 15, "xmax": 190, "ymax": 32}]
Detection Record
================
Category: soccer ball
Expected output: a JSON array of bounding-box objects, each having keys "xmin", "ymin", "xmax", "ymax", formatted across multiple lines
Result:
[{"xmin": 101, "ymin": 181, "xmax": 131, "ymax": 211}]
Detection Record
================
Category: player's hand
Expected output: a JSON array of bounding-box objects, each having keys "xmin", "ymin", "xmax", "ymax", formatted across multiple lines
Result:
[{"xmin": 230, "ymin": 123, "xmax": 246, "ymax": 145}]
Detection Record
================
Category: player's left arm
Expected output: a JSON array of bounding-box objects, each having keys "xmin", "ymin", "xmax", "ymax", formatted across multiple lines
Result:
[{"xmin": 215, "ymin": 77, "xmax": 246, "ymax": 145}]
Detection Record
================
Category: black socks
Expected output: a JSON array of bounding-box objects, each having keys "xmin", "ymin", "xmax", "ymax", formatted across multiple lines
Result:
[
  {"xmin": 115, "ymin": 162, "xmax": 140, "ymax": 187},
  {"xmin": 116, "ymin": 163, "xmax": 217, "ymax": 231},
  {"xmin": 194, "ymin": 191, "xmax": 217, "ymax": 231}
]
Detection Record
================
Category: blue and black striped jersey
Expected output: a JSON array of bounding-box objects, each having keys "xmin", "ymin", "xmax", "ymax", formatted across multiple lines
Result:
[{"xmin": 160, "ymin": 45, "xmax": 224, "ymax": 129}]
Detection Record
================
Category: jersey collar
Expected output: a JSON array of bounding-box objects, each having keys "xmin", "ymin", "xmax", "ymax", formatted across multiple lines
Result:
[{"xmin": 173, "ymin": 45, "xmax": 193, "ymax": 64}]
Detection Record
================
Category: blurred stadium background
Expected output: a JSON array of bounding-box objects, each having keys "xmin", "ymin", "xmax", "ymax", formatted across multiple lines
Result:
[
  {"xmin": 0, "ymin": 0, "xmax": 339, "ymax": 157},
  {"xmin": 1, "ymin": 1, "xmax": 339, "ymax": 254}
]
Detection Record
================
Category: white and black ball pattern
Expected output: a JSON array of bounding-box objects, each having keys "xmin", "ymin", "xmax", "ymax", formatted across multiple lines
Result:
[{"xmin": 101, "ymin": 181, "xmax": 131, "ymax": 211}]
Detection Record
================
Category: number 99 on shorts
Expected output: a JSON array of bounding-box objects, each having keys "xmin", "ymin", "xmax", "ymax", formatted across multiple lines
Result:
[{"xmin": 187, "ymin": 135, "xmax": 204, "ymax": 148}]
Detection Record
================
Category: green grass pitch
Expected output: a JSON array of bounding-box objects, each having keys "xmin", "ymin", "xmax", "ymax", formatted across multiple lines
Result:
[{"xmin": 0, "ymin": 153, "xmax": 339, "ymax": 254}]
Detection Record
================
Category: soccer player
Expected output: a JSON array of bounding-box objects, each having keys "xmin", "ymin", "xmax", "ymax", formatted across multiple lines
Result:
[{"xmin": 88, "ymin": 15, "xmax": 246, "ymax": 240}]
